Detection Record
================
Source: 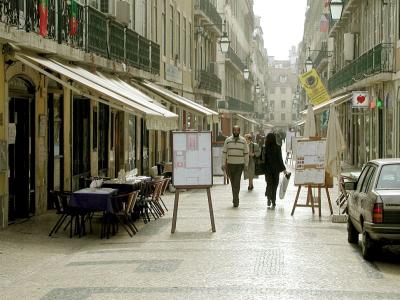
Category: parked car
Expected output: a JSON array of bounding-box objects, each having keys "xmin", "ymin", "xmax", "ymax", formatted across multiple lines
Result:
[{"xmin": 345, "ymin": 159, "xmax": 400, "ymax": 260}]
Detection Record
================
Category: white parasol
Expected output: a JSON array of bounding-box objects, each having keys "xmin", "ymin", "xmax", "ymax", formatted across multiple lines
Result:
[
  {"xmin": 304, "ymin": 104, "xmax": 316, "ymax": 137},
  {"xmin": 325, "ymin": 104, "xmax": 345, "ymax": 177}
]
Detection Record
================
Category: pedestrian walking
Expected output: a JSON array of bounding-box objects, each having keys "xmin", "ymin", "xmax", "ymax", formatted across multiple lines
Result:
[
  {"xmin": 274, "ymin": 128, "xmax": 284, "ymax": 147},
  {"xmin": 221, "ymin": 126, "xmax": 249, "ymax": 207},
  {"xmin": 262, "ymin": 132, "xmax": 288, "ymax": 207},
  {"xmin": 244, "ymin": 134, "xmax": 261, "ymax": 191}
]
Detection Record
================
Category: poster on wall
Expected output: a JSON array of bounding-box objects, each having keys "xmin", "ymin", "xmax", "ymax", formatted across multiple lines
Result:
[{"xmin": 172, "ymin": 131, "xmax": 213, "ymax": 187}]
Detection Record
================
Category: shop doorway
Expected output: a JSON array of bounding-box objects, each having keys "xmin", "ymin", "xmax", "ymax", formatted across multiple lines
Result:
[
  {"xmin": 47, "ymin": 93, "xmax": 64, "ymax": 206},
  {"xmin": 8, "ymin": 77, "xmax": 35, "ymax": 222},
  {"xmin": 141, "ymin": 119, "xmax": 149, "ymax": 175}
]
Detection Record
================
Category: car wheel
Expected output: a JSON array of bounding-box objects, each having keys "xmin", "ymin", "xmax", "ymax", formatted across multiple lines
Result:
[
  {"xmin": 361, "ymin": 231, "xmax": 375, "ymax": 260},
  {"xmin": 347, "ymin": 217, "xmax": 359, "ymax": 244}
]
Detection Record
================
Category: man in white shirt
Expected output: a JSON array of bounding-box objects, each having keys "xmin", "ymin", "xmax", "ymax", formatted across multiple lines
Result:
[{"xmin": 221, "ymin": 126, "xmax": 249, "ymax": 207}]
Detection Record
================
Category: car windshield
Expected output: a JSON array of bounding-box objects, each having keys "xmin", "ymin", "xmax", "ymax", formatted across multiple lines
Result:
[{"xmin": 376, "ymin": 164, "xmax": 400, "ymax": 190}]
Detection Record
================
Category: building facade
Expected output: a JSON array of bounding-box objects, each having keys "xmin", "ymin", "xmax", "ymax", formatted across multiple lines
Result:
[
  {"xmin": 299, "ymin": 0, "xmax": 400, "ymax": 169},
  {"xmin": 267, "ymin": 59, "xmax": 297, "ymax": 130}
]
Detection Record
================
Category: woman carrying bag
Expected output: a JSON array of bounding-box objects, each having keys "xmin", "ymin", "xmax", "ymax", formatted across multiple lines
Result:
[
  {"xmin": 263, "ymin": 132, "xmax": 288, "ymax": 207},
  {"xmin": 244, "ymin": 134, "xmax": 261, "ymax": 191}
]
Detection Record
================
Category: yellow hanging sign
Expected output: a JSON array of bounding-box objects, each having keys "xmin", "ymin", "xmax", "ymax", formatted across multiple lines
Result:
[{"xmin": 299, "ymin": 69, "xmax": 330, "ymax": 105}]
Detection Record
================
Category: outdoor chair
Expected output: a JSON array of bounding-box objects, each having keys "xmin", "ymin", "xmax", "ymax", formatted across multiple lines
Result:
[
  {"xmin": 336, "ymin": 175, "xmax": 349, "ymax": 214},
  {"xmin": 151, "ymin": 180, "xmax": 166, "ymax": 216},
  {"xmin": 158, "ymin": 178, "xmax": 170, "ymax": 212},
  {"xmin": 48, "ymin": 191, "xmax": 82, "ymax": 238},
  {"xmin": 138, "ymin": 180, "xmax": 158, "ymax": 223},
  {"xmin": 102, "ymin": 191, "xmax": 140, "ymax": 238}
]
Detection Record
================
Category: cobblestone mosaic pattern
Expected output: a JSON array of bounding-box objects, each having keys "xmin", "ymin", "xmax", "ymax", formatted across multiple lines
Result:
[{"xmin": 1, "ymin": 175, "xmax": 400, "ymax": 300}]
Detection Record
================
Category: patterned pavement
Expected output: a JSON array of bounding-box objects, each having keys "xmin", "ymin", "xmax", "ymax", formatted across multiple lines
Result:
[{"xmin": 1, "ymin": 169, "xmax": 400, "ymax": 300}]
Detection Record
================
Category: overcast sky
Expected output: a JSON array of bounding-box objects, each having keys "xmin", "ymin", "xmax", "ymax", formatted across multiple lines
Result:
[{"xmin": 254, "ymin": 0, "xmax": 307, "ymax": 60}]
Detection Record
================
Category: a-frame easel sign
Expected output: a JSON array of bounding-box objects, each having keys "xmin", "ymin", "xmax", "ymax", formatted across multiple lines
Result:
[
  {"xmin": 171, "ymin": 131, "xmax": 216, "ymax": 233},
  {"xmin": 291, "ymin": 137, "xmax": 333, "ymax": 217}
]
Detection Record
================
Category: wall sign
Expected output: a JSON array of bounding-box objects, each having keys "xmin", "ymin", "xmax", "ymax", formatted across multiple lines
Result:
[
  {"xmin": 165, "ymin": 64, "xmax": 183, "ymax": 84},
  {"xmin": 352, "ymin": 91, "xmax": 369, "ymax": 108}
]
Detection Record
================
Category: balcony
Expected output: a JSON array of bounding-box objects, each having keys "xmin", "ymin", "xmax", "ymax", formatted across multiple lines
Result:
[
  {"xmin": 217, "ymin": 100, "xmax": 227, "ymax": 109},
  {"xmin": 328, "ymin": 43, "xmax": 393, "ymax": 93},
  {"xmin": 197, "ymin": 70, "xmax": 222, "ymax": 94},
  {"xmin": 226, "ymin": 46, "xmax": 246, "ymax": 72},
  {"xmin": 226, "ymin": 96, "xmax": 254, "ymax": 113},
  {"xmin": 0, "ymin": 0, "xmax": 160, "ymax": 74},
  {"xmin": 313, "ymin": 41, "xmax": 329, "ymax": 69},
  {"xmin": 87, "ymin": 6, "xmax": 108, "ymax": 58},
  {"xmin": 195, "ymin": 0, "xmax": 222, "ymax": 34}
]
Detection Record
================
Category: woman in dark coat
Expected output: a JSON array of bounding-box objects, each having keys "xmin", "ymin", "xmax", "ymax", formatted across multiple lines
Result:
[{"xmin": 263, "ymin": 132, "xmax": 287, "ymax": 207}]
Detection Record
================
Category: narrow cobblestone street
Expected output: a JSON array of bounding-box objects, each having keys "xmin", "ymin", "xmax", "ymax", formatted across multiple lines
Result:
[{"xmin": 1, "ymin": 166, "xmax": 400, "ymax": 300}]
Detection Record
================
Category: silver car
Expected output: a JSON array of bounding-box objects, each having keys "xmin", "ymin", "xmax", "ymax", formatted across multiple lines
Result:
[{"xmin": 345, "ymin": 159, "xmax": 400, "ymax": 260}]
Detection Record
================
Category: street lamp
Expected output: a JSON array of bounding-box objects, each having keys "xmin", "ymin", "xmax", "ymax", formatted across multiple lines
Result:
[
  {"xmin": 243, "ymin": 67, "xmax": 250, "ymax": 80},
  {"xmin": 219, "ymin": 31, "xmax": 230, "ymax": 54},
  {"xmin": 305, "ymin": 56, "xmax": 313, "ymax": 72},
  {"xmin": 255, "ymin": 83, "xmax": 260, "ymax": 94},
  {"xmin": 329, "ymin": 0, "xmax": 344, "ymax": 21},
  {"xmin": 219, "ymin": 21, "xmax": 230, "ymax": 54}
]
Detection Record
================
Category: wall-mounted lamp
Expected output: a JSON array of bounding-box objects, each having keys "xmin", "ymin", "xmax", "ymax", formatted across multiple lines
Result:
[
  {"xmin": 329, "ymin": 0, "xmax": 344, "ymax": 21},
  {"xmin": 219, "ymin": 31, "xmax": 230, "ymax": 54},
  {"xmin": 243, "ymin": 67, "xmax": 250, "ymax": 80},
  {"xmin": 195, "ymin": 20, "xmax": 230, "ymax": 54},
  {"xmin": 305, "ymin": 56, "xmax": 313, "ymax": 72},
  {"xmin": 255, "ymin": 83, "xmax": 260, "ymax": 94}
]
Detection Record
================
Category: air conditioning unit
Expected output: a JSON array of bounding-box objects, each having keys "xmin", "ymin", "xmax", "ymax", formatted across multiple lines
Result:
[
  {"xmin": 344, "ymin": 33, "xmax": 354, "ymax": 61},
  {"xmin": 100, "ymin": 0, "xmax": 115, "ymax": 16},
  {"xmin": 116, "ymin": 0, "xmax": 130, "ymax": 25}
]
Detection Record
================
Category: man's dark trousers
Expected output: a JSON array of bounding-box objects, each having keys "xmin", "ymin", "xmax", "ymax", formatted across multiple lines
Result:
[{"xmin": 227, "ymin": 164, "xmax": 244, "ymax": 206}]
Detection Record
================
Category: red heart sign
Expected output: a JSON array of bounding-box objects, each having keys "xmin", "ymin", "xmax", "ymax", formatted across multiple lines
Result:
[{"xmin": 357, "ymin": 95, "xmax": 366, "ymax": 104}]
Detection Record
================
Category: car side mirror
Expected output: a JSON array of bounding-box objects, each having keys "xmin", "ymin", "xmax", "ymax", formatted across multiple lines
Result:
[{"xmin": 344, "ymin": 181, "xmax": 357, "ymax": 191}]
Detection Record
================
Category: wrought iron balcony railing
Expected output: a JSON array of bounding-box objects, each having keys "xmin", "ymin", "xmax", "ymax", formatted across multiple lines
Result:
[
  {"xmin": 313, "ymin": 41, "xmax": 328, "ymax": 68},
  {"xmin": 58, "ymin": 0, "xmax": 84, "ymax": 48},
  {"xmin": 241, "ymin": 101, "xmax": 254, "ymax": 113},
  {"xmin": 226, "ymin": 46, "xmax": 246, "ymax": 72},
  {"xmin": 87, "ymin": 6, "xmax": 108, "ymax": 57},
  {"xmin": 195, "ymin": 0, "xmax": 222, "ymax": 33},
  {"xmin": 328, "ymin": 43, "xmax": 393, "ymax": 93},
  {"xmin": 150, "ymin": 42, "xmax": 160, "ymax": 74},
  {"xmin": 108, "ymin": 19, "xmax": 125, "ymax": 61},
  {"xmin": 198, "ymin": 70, "xmax": 222, "ymax": 94},
  {"xmin": 0, "ymin": 0, "xmax": 160, "ymax": 74},
  {"xmin": 217, "ymin": 100, "xmax": 227, "ymax": 109},
  {"xmin": 226, "ymin": 96, "xmax": 254, "ymax": 113}
]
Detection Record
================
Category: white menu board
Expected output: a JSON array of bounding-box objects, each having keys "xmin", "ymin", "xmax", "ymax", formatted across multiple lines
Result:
[
  {"xmin": 294, "ymin": 138, "xmax": 326, "ymax": 185},
  {"xmin": 286, "ymin": 131, "xmax": 297, "ymax": 153},
  {"xmin": 212, "ymin": 143, "xmax": 224, "ymax": 176},
  {"xmin": 172, "ymin": 131, "xmax": 213, "ymax": 187}
]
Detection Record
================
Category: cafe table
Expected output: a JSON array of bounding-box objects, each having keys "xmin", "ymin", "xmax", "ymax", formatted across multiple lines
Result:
[
  {"xmin": 102, "ymin": 177, "xmax": 151, "ymax": 193},
  {"xmin": 71, "ymin": 187, "xmax": 118, "ymax": 213}
]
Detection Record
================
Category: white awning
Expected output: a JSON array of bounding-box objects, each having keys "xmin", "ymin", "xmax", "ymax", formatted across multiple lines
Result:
[
  {"xmin": 140, "ymin": 80, "xmax": 219, "ymax": 117},
  {"xmin": 15, "ymin": 53, "xmax": 178, "ymax": 131},
  {"xmin": 236, "ymin": 114, "xmax": 260, "ymax": 126},
  {"xmin": 293, "ymin": 120, "xmax": 306, "ymax": 127},
  {"xmin": 300, "ymin": 93, "xmax": 352, "ymax": 115},
  {"xmin": 263, "ymin": 123, "xmax": 274, "ymax": 128}
]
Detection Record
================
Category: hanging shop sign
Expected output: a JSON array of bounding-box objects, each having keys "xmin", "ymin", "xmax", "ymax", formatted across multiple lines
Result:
[
  {"xmin": 299, "ymin": 69, "xmax": 330, "ymax": 106},
  {"xmin": 352, "ymin": 91, "xmax": 369, "ymax": 108}
]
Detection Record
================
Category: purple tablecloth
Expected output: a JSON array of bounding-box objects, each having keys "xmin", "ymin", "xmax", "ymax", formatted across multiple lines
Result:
[{"xmin": 71, "ymin": 188, "xmax": 118, "ymax": 213}]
